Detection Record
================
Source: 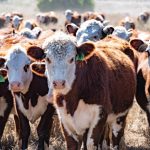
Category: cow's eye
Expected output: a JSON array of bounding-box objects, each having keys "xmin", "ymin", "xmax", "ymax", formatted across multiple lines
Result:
[
  {"xmin": 6, "ymin": 65, "xmax": 8, "ymax": 70},
  {"xmin": 24, "ymin": 64, "xmax": 29, "ymax": 72},
  {"xmin": 46, "ymin": 57, "xmax": 51, "ymax": 64},
  {"xmin": 69, "ymin": 57, "xmax": 74, "ymax": 64},
  {"xmin": 93, "ymin": 35, "xmax": 98, "ymax": 39}
]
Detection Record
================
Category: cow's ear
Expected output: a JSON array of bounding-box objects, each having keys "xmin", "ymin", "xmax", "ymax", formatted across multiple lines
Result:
[
  {"xmin": 66, "ymin": 23, "xmax": 79, "ymax": 36},
  {"xmin": 103, "ymin": 25, "xmax": 114, "ymax": 35},
  {"xmin": 76, "ymin": 42, "xmax": 95, "ymax": 61},
  {"xmin": 30, "ymin": 62, "xmax": 46, "ymax": 77},
  {"xmin": 0, "ymin": 57, "xmax": 6, "ymax": 68},
  {"xmin": 27, "ymin": 46, "xmax": 45, "ymax": 61},
  {"xmin": 0, "ymin": 69, "xmax": 7, "ymax": 82},
  {"xmin": 130, "ymin": 39, "xmax": 146, "ymax": 52}
]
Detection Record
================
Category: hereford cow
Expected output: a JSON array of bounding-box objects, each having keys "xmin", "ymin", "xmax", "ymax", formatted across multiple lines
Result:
[
  {"xmin": 19, "ymin": 26, "xmax": 42, "ymax": 39},
  {"xmin": 27, "ymin": 32, "xmax": 136, "ymax": 149},
  {"xmin": 18, "ymin": 20, "xmax": 38, "ymax": 31},
  {"xmin": 119, "ymin": 16, "xmax": 135, "ymax": 30},
  {"xmin": 36, "ymin": 12, "xmax": 58, "ymax": 25},
  {"xmin": 112, "ymin": 26, "xmax": 133, "ymax": 41},
  {"xmin": 130, "ymin": 39, "xmax": 150, "ymax": 127},
  {"xmin": 137, "ymin": 11, "xmax": 150, "ymax": 24},
  {"xmin": 82, "ymin": 11, "xmax": 105, "ymax": 23},
  {"xmin": 65, "ymin": 9, "xmax": 81, "ymax": 27},
  {"xmin": 0, "ymin": 68, "xmax": 19, "ymax": 149},
  {"xmin": 66, "ymin": 19, "xmax": 114, "ymax": 45},
  {"xmin": 0, "ymin": 45, "xmax": 55, "ymax": 150},
  {"xmin": 12, "ymin": 15, "xmax": 23, "ymax": 30},
  {"xmin": 0, "ymin": 16, "xmax": 6, "ymax": 28}
]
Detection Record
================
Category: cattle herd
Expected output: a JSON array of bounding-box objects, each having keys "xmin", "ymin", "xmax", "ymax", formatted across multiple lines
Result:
[{"xmin": 0, "ymin": 8, "xmax": 150, "ymax": 150}]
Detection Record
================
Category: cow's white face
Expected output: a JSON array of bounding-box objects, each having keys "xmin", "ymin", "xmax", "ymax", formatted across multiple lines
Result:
[
  {"xmin": 5, "ymin": 45, "xmax": 32, "ymax": 93},
  {"xmin": 39, "ymin": 15, "xmax": 46, "ymax": 23},
  {"xmin": 24, "ymin": 20, "xmax": 32, "ymax": 29},
  {"xmin": 76, "ymin": 20, "xmax": 104, "ymax": 45},
  {"xmin": 122, "ymin": 17, "xmax": 135, "ymax": 30},
  {"xmin": 112, "ymin": 26, "xmax": 132, "ymax": 41},
  {"xmin": 12, "ymin": 16, "xmax": 23, "ymax": 29},
  {"xmin": 43, "ymin": 33, "xmax": 77, "ymax": 95}
]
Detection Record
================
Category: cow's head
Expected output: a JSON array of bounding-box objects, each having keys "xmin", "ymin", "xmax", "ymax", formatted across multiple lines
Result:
[
  {"xmin": 138, "ymin": 12, "xmax": 149, "ymax": 24},
  {"xmin": 112, "ymin": 26, "xmax": 132, "ymax": 41},
  {"xmin": 12, "ymin": 15, "xmax": 23, "ymax": 30},
  {"xmin": 67, "ymin": 19, "xmax": 114, "ymax": 45},
  {"xmin": 65, "ymin": 9, "xmax": 73, "ymax": 22},
  {"xmin": 0, "ymin": 45, "xmax": 34, "ymax": 93},
  {"xmin": 27, "ymin": 32, "xmax": 95, "ymax": 95},
  {"xmin": 120, "ymin": 17, "xmax": 135, "ymax": 30}
]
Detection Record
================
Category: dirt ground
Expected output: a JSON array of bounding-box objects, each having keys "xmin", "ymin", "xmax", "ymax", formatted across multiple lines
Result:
[{"xmin": 0, "ymin": 0, "xmax": 150, "ymax": 149}]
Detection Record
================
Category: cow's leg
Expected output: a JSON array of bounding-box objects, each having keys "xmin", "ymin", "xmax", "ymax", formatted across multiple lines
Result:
[
  {"xmin": 99, "ymin": 123, "xmax": 110, "ymax": 150},
  {"xmin": 86, "ymin": 107, "xmax": 107, "ymax": 150},
  {"xmin": 0, "ymin": 115, "xmax": 10, "ymax": 148},
  {"xmin": 0, "ymin": 100, "xmax": 13, "ymax": 148},
  {"xmin": 111, "ymin": 114, "xmax": 127, "ymax": 150},
  {"xmin": 82, "ymin": 129, "xmax": 88, "ymax": 150},
  {"xmin": 61, "ymin": 123, "xmax": 79, "ymax": 150},
  {"xmin": 14, "ymin": 114, "xmax": 20, "ymax": 138},
  {"xmin": 37, "ymin": 104, "xmax": 55, "ymax": 150},
  {"xmin": 17, "ymin": 110, "xmax": 30, "ymax": 150}
]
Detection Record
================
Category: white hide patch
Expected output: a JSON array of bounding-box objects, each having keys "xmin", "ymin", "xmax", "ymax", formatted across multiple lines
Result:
[
  {"xmin": 0, "ymin": 97, "xmax": 8, "ymax": 117},
  {"xmin": 11, "ymin": 106, "xmax": 17, "ymax": 115},
  {"xmin": 55, "ymin": 99, "xmax": 101, "ymax": 142},
  {"xmin": 16, "ymin": 95, "xmax": 48, "ymax": 123},
  {"xmin": 107, "ymin": 110, "xmax": 128, "ymax": 139},
  {"xmin": 86, "ymin": 138, "xmax": 97, "ymax": 150},
  {"xmin": 44, "ymin": 142, "xmax": 54, "ymax": 150}
]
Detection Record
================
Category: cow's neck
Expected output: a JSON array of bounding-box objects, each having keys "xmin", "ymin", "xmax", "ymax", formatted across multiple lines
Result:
[
  {"xmin": 55, "ymin": 56, "xmax": 108, "ymax": 116},
  {"xmin": 15, "ymin": 73, "xmax": 49, "ymax": 109}
]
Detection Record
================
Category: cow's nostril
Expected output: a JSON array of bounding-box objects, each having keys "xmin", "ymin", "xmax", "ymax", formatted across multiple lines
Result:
[
  {"xmin": 17, "ymin": 83, "xmax": 20, "ymax": 87},
  {"xmin": 62, "ymin": 80, "xmax": 65, "ymax": 86},
  {"xmin": 53, "ymin": 81, "xmax": 57, "ymax": 87}
]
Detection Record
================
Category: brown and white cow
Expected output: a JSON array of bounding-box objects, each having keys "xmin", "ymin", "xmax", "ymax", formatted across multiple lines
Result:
[
  {"xmin": 137, "ymin": 11, "xmax": 150, "ymax": 24},
  {"xmin": 65, "ymin": 9, "xmax": 81, "ymax": 27},
  {"xmin": 66, "ymin": 19, "xmax": 114, "ymax": 45},
  {"xmin": 0, "ymin": 68, "xmax": 19, "ymax": 149},
  {"xmin": 28, "ymin": 32, "xmax": 136, "ymax": 149},
  {"xmin": 130, "ymin": 39, "xmax": 150, "ymax": 127},
  {"xmin": 82, "ymin": 11, "xmax": 105, "ymax": 23},
  {"xmin": 36, "ymin": 12, "xmax": 58, "ymax": 25},
  {"xmin": 0, "ymin": 45, "xmax": 55, "ymax": 150},
  {"xmin": 119, "ymin": 16, "xmax": 135, "ymax": 30}
]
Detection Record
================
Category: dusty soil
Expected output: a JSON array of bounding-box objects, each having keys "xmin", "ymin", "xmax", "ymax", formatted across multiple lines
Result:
[{"xmin": 0, "ymin": 0, "xmax": 150, "ymax": 149}]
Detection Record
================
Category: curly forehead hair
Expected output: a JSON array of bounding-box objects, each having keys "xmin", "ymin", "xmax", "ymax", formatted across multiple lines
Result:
[{"xmin": 43, "ymin": 31, "xmax": 76, "ymax": 59}]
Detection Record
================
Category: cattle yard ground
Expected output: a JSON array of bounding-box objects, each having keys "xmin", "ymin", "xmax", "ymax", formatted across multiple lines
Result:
[{"xmin": 1, "ymin": 0, "xmax": 150, "ymax": 149}]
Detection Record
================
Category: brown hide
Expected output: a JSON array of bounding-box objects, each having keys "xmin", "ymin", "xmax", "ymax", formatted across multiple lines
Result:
[
  {"xmin": 82, "ymin": 12, "xmax": 105, "ymax": 22},
  {"xmin": 65, "ymin": 12, "xmax": 81, "ymax": 27},
  {"xmin": 101, "ymin": 35, "xmax": 139, "ymax": 70},
  {"xmin": 55, "ymin": 40, "xmax": 136, "ymax": 116},
  {"xmin": 130, "ymin": 38, "xmax": 150, "ymax": 125}
]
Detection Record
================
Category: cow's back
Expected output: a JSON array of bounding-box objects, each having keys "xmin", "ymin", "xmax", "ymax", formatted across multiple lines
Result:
[{"xmin": 96, "ymin": 41, "xmax": 136, "ymax": 114}]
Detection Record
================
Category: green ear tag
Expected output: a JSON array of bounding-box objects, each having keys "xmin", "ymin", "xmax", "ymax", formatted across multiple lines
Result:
[
  {"xmin": 0, "ymin": 75, "xmax": 5, "ymax": 83},
  {"xmin": 76, "ymin": 53, "xmax": 84, "ymax": 61}
]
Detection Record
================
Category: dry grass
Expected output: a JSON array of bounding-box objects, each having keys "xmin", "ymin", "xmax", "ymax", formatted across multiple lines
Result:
[{"xmin": 2, "ymin": 101, "xmax": 150, "ymax": 150}]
